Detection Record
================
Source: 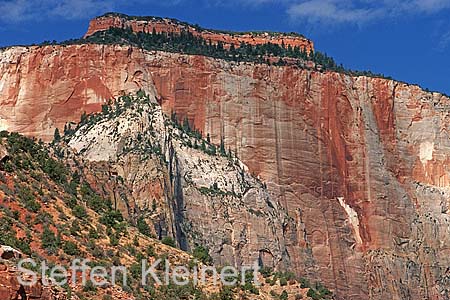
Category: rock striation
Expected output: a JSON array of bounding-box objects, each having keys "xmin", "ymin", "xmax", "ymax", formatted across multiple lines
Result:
[{"xmin": 0, "ymin": 20, "xmax": 450, "ymax": 300}]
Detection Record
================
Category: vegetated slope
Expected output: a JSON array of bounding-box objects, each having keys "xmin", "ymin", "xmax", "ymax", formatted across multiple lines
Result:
[
  {"xmin": 0, "ymin": 131, "xmax": 196, "ymax": 300},
  {"xmin": 0, "ymin": 91, "xmax": 333, "ymax": 300}
]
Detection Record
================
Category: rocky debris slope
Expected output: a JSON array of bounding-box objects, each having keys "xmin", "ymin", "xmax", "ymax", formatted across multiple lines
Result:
[
  {"xmin": 0, "ymin": 22, "xmax": 450, "ymax": 300},
  {"xmin": 0, "ymin": 249, "xmax": 66, "ymax": 300}
]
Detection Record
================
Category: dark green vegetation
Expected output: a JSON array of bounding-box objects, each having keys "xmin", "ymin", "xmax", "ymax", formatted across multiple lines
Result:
[
  {"xmin": 261, "ymin": 268, "xmax": 333, "ymax": 300},
  {"xmin": 83, "ymin": 26, "xmax": 358, "ymax": 74},
  {"xmin": 0, "ymin": 215, "xmax": 32, "ymax": 255},
  {"xmin": 192, "ymin": 245, "xmax": 213, "ymax": 265},
  {"xmin": 169, "ymin": 112, "xmax": 235, "ymax": 163},
  {"xmin": 81, "ymin": 21, "xmax": 392, "ymax": 78},
  {"xmin": 0, "ymin": 132, "xmax": 126, "ymax": 256},
  {"xmin": 1, "ymin": 131, "xmax": 67, "ymax": 185}
]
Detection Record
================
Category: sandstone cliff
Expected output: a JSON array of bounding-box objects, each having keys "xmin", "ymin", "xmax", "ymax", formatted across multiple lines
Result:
[
  {"xmin": 85, "ymin": 13, "xmax": 314, "ymax": 52},
  {"xmin": 1, "ymin": 36, "xmax": 450, "ymax": 299}
]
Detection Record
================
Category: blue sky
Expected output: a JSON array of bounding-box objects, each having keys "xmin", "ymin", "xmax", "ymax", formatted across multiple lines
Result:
[{"xmin": 0, "ymin": 0, "xmax": 449, "ymax": 95}]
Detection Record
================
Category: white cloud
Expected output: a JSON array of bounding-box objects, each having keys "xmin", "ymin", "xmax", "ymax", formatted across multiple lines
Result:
[
  {"xmin": 1, "ymin": 0, "xmax": 449, "ymax": 25},
  {"xmin": 0, "ymin": 0, "xmax": 114, "ymax": 23},
  {"xmin": 287, "ymin": 0, "xmax": 382, "ymax": 24},
  {"xmin": 414, "ymin": 0, "xmax": 450, "ymax": 13},
  {"xmin": 438, "ymin": 30, "xmax": 450, "ymax": 50},
  {"xmin": 286, "ymin": 0, "xmax": 450, "ymax": 25},
  {"xmin": 52, "ymin": 0, "xmax": 114, "ymax": 20}
]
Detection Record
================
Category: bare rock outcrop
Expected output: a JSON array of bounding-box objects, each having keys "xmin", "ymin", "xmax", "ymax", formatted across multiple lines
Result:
[
  {"xmin": 0, "ymin": 144, "xmax": 8, "ymax": 163},
  {"xmin": 0, "ymin": 263, "xmax": 66, "ymax": 300}
]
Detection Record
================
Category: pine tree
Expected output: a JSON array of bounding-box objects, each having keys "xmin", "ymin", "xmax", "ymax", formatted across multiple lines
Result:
[
  {"xmin": 171, "ymin": 112, "xmax": 178, "ymax": 124},
  {"xmin": 53, "ymin": 128, "xmax": 61, "ymax": 142},
  {"xmin": 210, "ymin": 144, "xmax": 216, "ymax": 156},
  {"xmin": 220, "ymin": 137, "xmax": 226, "ymax": 156},
  {"xmin": 102, "ymin": 104, "xmax": 109, "ymax": 115},
  {"xmin": 183, "ymin": 117, "xmax": 191, "ymax": 133},
  {"xmin": 80, "ymin": 111, "xmax": 88, "ymax": 124},
  {"xmin": 201, "ymin": 140, "xmax": 206, "ymax": 152}
]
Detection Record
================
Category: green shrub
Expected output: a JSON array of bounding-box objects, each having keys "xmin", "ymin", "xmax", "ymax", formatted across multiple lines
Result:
[
  {"xmin": 64, "ymin": 196, "xmax": 77, "ymax": 209},
  {"xmin": 161, "ymin": 236, "xmax": 176, "ymax": 247},
  {"xmin": 260, "ymin": 266, "xmax": 273, "ymax": 278},
  {"xmin": 100, "ymin": 209, "xmax": 123, "ymax": 227},
  {"xmin": 0, "ymin": 217, "xmax": 31, "ymax": 255},
  {"xmin": 280, "ymin": 290, "xmax": 288, "ymax": 300},
  {"xmin": 193, "ymin": 245, "xmax": 213, "ymax": 265},
  {"xmin": 137, "ymin": 216, "xmax": 152, "ymax": 237},
  {"xmin": 109, "ymin": 234, "xmax": 119, "ymax": 246},
  {"xmin": 72, "ymin": 205, "xmax": 87, "ymax": 219},
  {"xmin": 307, "ymin": 288, "xmax": 322, "ymax": 300},
  {"xmin": 88, "ymin": 227, "xmax": 99, "ymax": 239},
  {"xmin": 80, "ymin": 183, "xmax": 110, "ymax": 213},
  {"xmin": 63, "ymin": 241, "xmax": 79, "ymax": 256},
  {"xmin": 70, "ymin": 220, "xmax": 81, "ymax": 236},
  {"xmin": 300, "ymin": 277, "xmax": 310, "ymax": 288},
  {"xmin": 242, "ymin": 282, "xmax": 259, "ymax": 295},
  {"xmin": 25, "ymin": 199, "xmax": 41, "ymax": 213},
  {"xmin": 315, "ymin": 282, "xmax": 332, "ymax": 298},
  {"xmin": 17, "ymin": 185, "xmax": 41, "ymax": 213},
  {"xmin": 215, "ymin": 286, "xmax": 234, "ymax": 300},
  {"xmin": 130, "ymin": 262, "xmax": 141, "ymax": 279},
  {"xmin": 83, "ymin": 280, "xmax": 97, "ymax": 293},
  {"xmin": 41, "ymin": 225, "xmax": 59, "ymax": 253},
  {"xmin": 145, "ymin": 245, "xmax": 156, "ymax": 257}
]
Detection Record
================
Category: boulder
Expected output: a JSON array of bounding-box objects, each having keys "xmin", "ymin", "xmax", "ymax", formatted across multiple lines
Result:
[{"xmin": 0, "ymin": 246, "xmax": 22, "ymax": 260}]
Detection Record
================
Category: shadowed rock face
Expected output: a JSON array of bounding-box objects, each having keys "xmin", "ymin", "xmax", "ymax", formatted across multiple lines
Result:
[{"xmin": 1, "ymin": 43, "xmax": 450, "ymax": 299}]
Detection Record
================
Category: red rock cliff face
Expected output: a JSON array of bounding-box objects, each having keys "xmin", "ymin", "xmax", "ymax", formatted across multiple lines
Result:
[
  {"xmin": 85, "ymin": 15, "xmax": 314, "ymax": 52},
  {"xmin": 0, "ymin": 263, "xmax": 66, "ymax": 300},
  {"xmin": 1, "ymin": 44, "xmax": 450, "ymax": 300}
]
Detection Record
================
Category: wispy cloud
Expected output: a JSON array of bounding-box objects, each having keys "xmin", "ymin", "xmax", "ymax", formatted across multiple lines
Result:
[
  {"xmin": 1, "ymin": 0, "xmax": 450, "ymax": 26},
  {"xmin": 52, "ymin": 0, "xmax": 114, "ymax": 20},
  {"xmin": 437, "ymin": 30, "xmax": 450, "ymax": 50},
  {"xmin": 286, "ymin": 0, "xmax": 450, "ymax": 25},
  {"xmin": 415, "ymin": 0, "xmax": 450, "ymax": 13},
  {"xmin": 287, "ymin": 1, "xmax": 382, "ymax": 25},
  {"xmin": 0, "ymin": 0, "xmax": 114, "ymax": 23}
]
